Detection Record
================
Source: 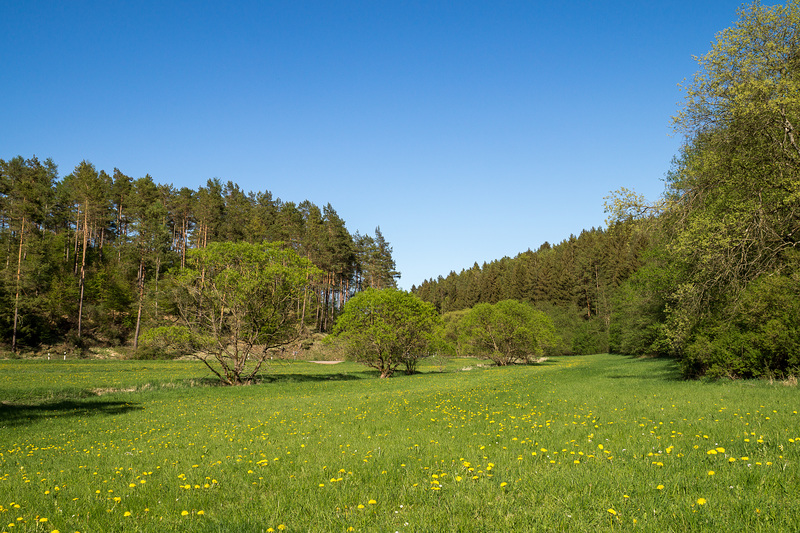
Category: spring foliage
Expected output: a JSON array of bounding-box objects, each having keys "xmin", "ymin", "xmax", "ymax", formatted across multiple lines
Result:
[{"xmin": 331, "ymin": 288, "xmax": 441, "ymax": 378}]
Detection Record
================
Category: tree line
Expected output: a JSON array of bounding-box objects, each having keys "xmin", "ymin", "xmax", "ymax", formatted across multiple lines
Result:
[
  {"xmin": 0, "ymin": 159, "xmax": 399, "ymax": 353},
  {"xmin": 412, "ymin": 223, "xmax": 650, "ymax": 356}
]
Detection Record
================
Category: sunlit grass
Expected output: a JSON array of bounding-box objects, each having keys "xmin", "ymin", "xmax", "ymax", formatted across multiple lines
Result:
[{"xmin": 1, "ymin": 354, "xmax": 797, "ymax": 531}]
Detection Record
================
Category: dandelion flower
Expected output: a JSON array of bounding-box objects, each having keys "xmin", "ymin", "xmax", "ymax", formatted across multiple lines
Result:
[
  {"xmin": 368, "ymin": 500, "xmax": 377, "ymax": 505},
  {"xmin": 608, "ymin": 508, "xmax": 617, "ymax": 515},
  {"xmin": 708, "ymin": 471, "xmax": 715, "ymax": 476},
  {"xmin": 697, "ymin": 498, "xmax": 707, "ymax": 505},
  {"xmin": 181, "ymin": 510, "xmax": 189, "ymax": 516},
  {"xmin": 277, "ymin": 525, "xmax": 287, "ymax": 531},
  {"xmin": 124, "ymin": 511, "xmax": 132, "ymax": 517},
  {"xmin": 197, "ymin": 511, "xmax": 205, "ymax": 516},
  {"xmin": 656, "ymin": 485, "xmax": 664, "ymax": 490}
]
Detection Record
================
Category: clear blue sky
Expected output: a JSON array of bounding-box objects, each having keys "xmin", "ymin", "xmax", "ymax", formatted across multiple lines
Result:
[{"xmin": 1, "ymin": 0, "xmax": 748, "ymax": 289}]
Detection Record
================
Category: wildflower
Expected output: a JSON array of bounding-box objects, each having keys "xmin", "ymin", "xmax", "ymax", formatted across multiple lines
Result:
[
  {"xmin": 608, "ymin": 508, "xmax": 617, "ymax": 515},
  {"xmin": 697, "ymin": 498, "xmax": 707, "ymax": 505},
  {"xmin": 708, "ymin": 471, "xmax": 715, "ymax": 476},
  {"xmin": 368, "ymin": 500, "xmax": 377, "ymax": 505},
  {"xmin": 277, "ymin": 525, "xmax": 287, "ymax": 531},
  {"xmin": 181, "ymin": 510, "xmax": 189, "ymax": 516},
  {"xmin": 124, "ymin": 511, "xmax": 132, "ymax": 517},
  {"xmin": 656, "ymin": 485, "xmax": 664, "ymax": 490},
  {"xmin": 197, "ymin": 511, "xmax": 205, "ymax": 516}
]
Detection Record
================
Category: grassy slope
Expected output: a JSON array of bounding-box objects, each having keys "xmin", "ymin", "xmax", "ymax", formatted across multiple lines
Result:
[{"xmin": 0, "ymin": 355, "xmax": 797, "ymax": 532}]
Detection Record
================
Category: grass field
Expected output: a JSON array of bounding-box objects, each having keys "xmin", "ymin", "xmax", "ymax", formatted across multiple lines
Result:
[{"xmin": 1, "ymin": 354, "xmax": 798, "ymax": 532}]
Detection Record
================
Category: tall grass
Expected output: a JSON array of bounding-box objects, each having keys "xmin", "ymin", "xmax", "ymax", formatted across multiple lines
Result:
[{"xmin": 0, "ymin": 355, "xmax": 797, "ymax": 531}]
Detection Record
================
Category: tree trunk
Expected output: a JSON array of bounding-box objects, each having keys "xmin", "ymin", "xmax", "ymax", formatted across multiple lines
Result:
[
  {"xmin": 11, "ymin": 215, "xmax": 26, "ymax": 353},
  {"xmin": 133, "ymin": 257, "xmax": 145, "ymax": 350},
  {"xmin": 77, "ymin": 202, "xmax": 89, "ymax": 339}
]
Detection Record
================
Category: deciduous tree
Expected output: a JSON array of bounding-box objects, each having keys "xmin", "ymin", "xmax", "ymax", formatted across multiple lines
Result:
[
  {"xmin": 163, "ymin": 241, "xmax": 320, "ymax": 384},
  {"xmin": 331, "ymin": 288, "xmax": 440, "ymax": 377}
]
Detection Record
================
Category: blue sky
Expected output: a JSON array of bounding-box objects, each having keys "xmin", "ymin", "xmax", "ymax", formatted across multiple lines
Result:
[{"xmin": 2, "ymin": 0, "xmax": 748, "ymax": 289}]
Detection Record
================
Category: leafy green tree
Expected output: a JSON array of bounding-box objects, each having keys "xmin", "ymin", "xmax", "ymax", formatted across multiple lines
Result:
[
  {"xmin": 162, "ymin": 241, "xmax": 320, "ymax": 385},
  {"xmin": 331, "ymin": 288, "xmax": 441, "ymax": 377},
  {"xmin": 662, "ymin": 0, "xmax": 800, "ymax": 372},
  {"xmin": 461, "ymin": 299, "xmax": 558, "ymax": 365}
]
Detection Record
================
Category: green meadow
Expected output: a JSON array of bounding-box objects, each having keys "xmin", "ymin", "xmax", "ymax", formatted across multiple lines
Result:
[{"xmin": 1, "ymin": 355, "xmax": 798, "ymax": 532}]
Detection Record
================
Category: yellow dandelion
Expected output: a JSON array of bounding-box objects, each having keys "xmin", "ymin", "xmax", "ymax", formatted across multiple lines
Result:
[
  {"xmin": 39, "ymin": 518, "xmax": 48, "ymax": 523},
  {"xmin": 368, "ymin": 499, "xmax": 377, "ymax": 505},
  {"xmin": 124, "ymin": 511, "xmax": 132, "ymax": 517},
  {"xmin": 181, "ymin": 510, "xmax": 189, "ymax": 516},
  {"xmin": 608, "ymin": 508, "xmax": 617, "ymax": 515},
  {"xmin": 500, "ymin": 482, "xmax": 508, "ymax": 487},
  {"xmin": 708, "ymin": 470, "xmax": 715, "ymax": 476},
  {"xmin": 277, "ymin": 525, "xmax": 287, "ymax": 531},
  {"xmin": 357, "ymin": 504, "xmax": 364, "ymax": 509},
  {"xmin": 197, "ymin": 511, "xmax": 205, "ymax": 516},
  {"xmin": 697, "ymin": 498, "xmax": 707, "ymax": 505},
  {"xmin": 656, "ymin": 484, "xmax": 664, "ymax": 490}
]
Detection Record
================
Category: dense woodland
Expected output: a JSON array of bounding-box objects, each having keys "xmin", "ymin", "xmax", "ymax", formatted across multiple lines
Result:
[
  {"xmin": 412, "ymin": 223, "xmax": 651, "ymax": 356},
  {"xmin": 0, "ymin": 158, "xmax": 400, "ymax": 353}
]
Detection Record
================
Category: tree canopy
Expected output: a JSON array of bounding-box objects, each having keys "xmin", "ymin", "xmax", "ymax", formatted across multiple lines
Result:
[
  {"xmin": 158, "ymin": 241, "xmax": 321, "ymax": 384},
  {"xmin": 460, "ymin": 299, "xmax": 559, "ymax": 365},
  {"xmin": 330, "ymin": 288, "xmax": 441, "ymax": 378}
]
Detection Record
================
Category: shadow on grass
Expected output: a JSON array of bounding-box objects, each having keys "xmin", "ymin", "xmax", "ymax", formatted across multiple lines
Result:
[
  {"xmin": 0, "ymin": 399, "xmax": 143, "ymax": 427},
  {"xmin": 605, "ymin": 355, "xmax": 683, "ymax": 381},
  {"xmin": 255, "ymin": 372, "xmax": 369, "ymax": 384}
]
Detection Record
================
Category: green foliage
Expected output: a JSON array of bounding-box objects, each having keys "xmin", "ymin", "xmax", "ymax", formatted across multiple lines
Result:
[
  {"xmin": 659, "ymin": 0, "xmax": 800, "ymax": 376},
  {"xmin": 460, "ymin": 299, "xmax": 559, "ymax": 365},
  {"xmin": 163, "ymin": 241, "xmax": 321, "ymax": 384},
  {"xmin": 331, "ymin": 288, "xmax": 441, "ymax": 377},
  {"xmin": 138, "ymin": 325, "xmax": 206, "ymax": 359},
  {"xmin": 681, "ymin": 261, "xmax": 800, "ymax": 379}
]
